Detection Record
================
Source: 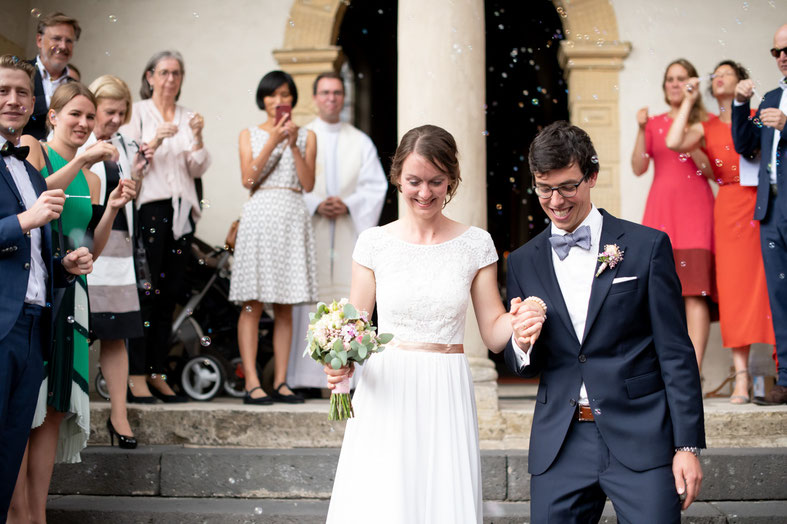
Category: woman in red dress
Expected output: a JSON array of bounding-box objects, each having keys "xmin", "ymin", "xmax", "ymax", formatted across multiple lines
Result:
[
  {"xmin": 631, "ymin": 58, "xmax": 715, "ymax": 373},
  {"xmin": 666, "ymin": 60, "xmax": 775, "ymax": 403}
]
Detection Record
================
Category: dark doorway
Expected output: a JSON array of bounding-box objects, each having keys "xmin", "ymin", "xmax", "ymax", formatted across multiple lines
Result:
[
  {"xmin": 337, "ymin": 2, "xmax": 399, "ymax": 226},
  {"xmin": 485, "ymin": 1, "xmax": 569, "ymax": 379}
]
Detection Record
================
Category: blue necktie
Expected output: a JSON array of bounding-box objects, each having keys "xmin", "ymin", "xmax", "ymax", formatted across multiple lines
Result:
[{"xmin": 549, "ymin": 225, "xmax": 591, "ymax": 261}]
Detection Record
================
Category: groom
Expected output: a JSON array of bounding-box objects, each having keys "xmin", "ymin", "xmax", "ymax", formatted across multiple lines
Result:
[{"xmin": 505, "ymin": 121, "xmax": 705, "ymax": 523}]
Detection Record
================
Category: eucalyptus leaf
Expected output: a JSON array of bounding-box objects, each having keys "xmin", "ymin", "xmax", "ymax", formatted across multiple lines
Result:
[
  {"xmin": 377, "ymin": 333, "xmax": 394, "ymax": 344},
  {"xmin": 343, "ymin": 303, "xmax": 360, "ymax": 320},
  {"xmin": 350, "ymin": 340, "xmax": 361, "ymax": 351},
  {"xmin": 332, "ymin": 339, "xmax": 344, "ymax": 353},
  {"xmin": 358, "ymin": 345, "xmax": 368, "ymax": 359},
  {"xmin": 339, "ymin": 351, "xmax": 348, "ymax": 366},
  {"xmin": 362, "ymin": 333, "xmax": 371, "ymax": 345},
  {"xmin": 330, "ymin": 357, "xmax": 342, "ymax": 370}
]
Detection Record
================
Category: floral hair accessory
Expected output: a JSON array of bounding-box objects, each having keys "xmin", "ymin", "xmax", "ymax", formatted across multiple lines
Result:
[{"xmin": 596, "ymin": 244, "xmax": 624, "ymax": 278}]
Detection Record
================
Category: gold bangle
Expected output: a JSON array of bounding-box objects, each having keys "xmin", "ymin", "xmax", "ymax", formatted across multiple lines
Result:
[{"xmin": 523, "ymin": 296, "xmax": 547, "ymax": 316}]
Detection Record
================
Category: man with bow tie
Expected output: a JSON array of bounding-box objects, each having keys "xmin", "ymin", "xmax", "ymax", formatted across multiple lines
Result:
[
  {"xmin": 505, "ymin": 121, "xmax": 705, "ymax": 523},
  {"xmin": 0, "ymin": 55, "xmax": 92, "ymax": 519}
]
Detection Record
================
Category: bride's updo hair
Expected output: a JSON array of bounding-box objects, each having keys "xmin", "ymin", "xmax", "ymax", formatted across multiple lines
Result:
[{"xmin": 389, "ymin": 125, "xmax": 462, "ymax": 206}]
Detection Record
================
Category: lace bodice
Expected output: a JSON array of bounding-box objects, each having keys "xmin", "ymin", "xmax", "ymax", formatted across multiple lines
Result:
[
  {"xmin": 248, "ymin": 126, "xmax": 308, "ymax": 190},
  {"xmin": 353, "ymin": 226, "xmax": 498, "ymax": 344}
]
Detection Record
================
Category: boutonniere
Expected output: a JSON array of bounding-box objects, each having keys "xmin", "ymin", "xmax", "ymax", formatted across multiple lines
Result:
[{"xmin": 596, "ymin": 244, "xmax": 624, "ymax": 277}]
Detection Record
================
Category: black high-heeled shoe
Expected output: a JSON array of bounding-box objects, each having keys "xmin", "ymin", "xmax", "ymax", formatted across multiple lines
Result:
[
  {"xmin": 127, "ymin": 386, "xmax": 156, "ymax": 404},
  {"xmin": 107, "ymin": 418, "xmax": 138, "ymax": 449},
  {"xmin": 147, "ymin": 379, "xmax": 189, "ymax": 403}
]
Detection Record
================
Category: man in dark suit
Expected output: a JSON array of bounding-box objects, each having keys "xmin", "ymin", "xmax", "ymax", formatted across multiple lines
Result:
[
  {"xmin": 22, "ymin": 12, "xmax": 81, "ymax": 141},
  {"xmin": 505, "ymin": 121, "xmax": 705, "ymax": 523},
  {"xmin": 0, "ymin": 55, "xmax": 92, "ymax": 519},
  {"xmin": 732, "ymin": 23, "xmax": 787, "ymax": 406}
]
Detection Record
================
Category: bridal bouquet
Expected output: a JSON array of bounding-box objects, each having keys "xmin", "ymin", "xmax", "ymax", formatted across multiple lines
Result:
[{"xmin": 305, "ymin": 299, "xmax": 393, "ymax": 420}]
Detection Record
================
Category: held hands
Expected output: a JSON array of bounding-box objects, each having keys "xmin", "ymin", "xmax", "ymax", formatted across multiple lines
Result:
[
  {"xmin": 735, "ymin": 78, "xmax": 755, "ymax": 103},
  {"xmin": 17, "ymin": 189, "xmax": 65, "ymax": 232},
  {"xmin": 683, "ymin": 77, "xmax": 700, "ymax": 105},
  {"xmin": 79, "ymin": 141, "xmax": 119, "ymax": 166},
  {"xmin": 317, "ymin": 196, "xmax": 349, "ymax": 218},
  {"xmin": 636, "ymin": 107, "xmax": 649, "ymax": 130},
  {"xmin": 760, "ymin": 108, "xmax": 787, "ymax": 131},
  {"xmin": 106, "ymin": 179, "xmax": 137, "ymax": 209},
  {"xmin": 673, "ymin": 451, "xmax": 703, "ymax": 510},
  {"xmin": 323, "ymin": 363, "xmax": 354, "ymax": 390},
  {"xmin": 510, "ymin": 297, "xmax": 546, "ymax": 348},
  {"xmin": 62, "ymin": 246, "xmax": 93, "ymax": 276}
]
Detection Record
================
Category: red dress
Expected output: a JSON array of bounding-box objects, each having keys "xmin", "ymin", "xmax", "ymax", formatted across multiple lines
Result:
[
  {"xmin": 642, "ymin": 113, "xmax": 716, "ymax": 298},
  {"xmin": 703, "ymin": 116, "xmax": 775, "ymax": 348}
]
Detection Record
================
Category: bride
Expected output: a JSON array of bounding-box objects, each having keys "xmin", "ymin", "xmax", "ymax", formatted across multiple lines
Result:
[{"xmin": 324, "ymin": 125, "xmax": 546, "ymax": 523}]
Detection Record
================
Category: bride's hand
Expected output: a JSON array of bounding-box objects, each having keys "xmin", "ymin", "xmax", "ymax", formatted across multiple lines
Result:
[
  {"xmin": 324, "ymin": 363, "xmax": 354, "ymax": 390},
  {"xmin": 511, "ymin": 305, "xmax": 545, "ymax": 348}
]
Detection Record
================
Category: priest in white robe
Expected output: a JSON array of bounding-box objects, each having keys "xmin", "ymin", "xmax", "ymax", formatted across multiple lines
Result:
[{"xmin": 287, "ymin": 72, "xmax": 388, "ymax": 389}]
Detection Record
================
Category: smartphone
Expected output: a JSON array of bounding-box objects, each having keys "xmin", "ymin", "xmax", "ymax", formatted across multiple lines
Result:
[{"xmin": 275, "ymin": 105, "xmax": 291, "ymax": 125}]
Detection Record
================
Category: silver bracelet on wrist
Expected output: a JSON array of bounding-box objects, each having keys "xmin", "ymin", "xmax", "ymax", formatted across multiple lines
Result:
[{"xmin": 675, "ymin": 446, "xmax": 701, "ymax": 457}]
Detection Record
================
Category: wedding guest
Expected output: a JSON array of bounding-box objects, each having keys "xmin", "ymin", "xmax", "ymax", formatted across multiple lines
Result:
[
  {"xmin": 23, "ymin": 12, "xmax": 81, "ymax": 140},
  {"xmin": 229, "ymin": 70, "xmax": 317, "ymax": 405},
  {"xmin": 12, "ymin": 81, "xmax": 135, "ymax": 523},
  {"xmin": 83, "ymin": 75, "xmax": 152, "ymax": 447},
  {"xmin": 0, "ymin": 54, "xmax": 92, "ymax": 522},
  {"xmin": 666, "ymin": 60, "xmax": 775, "ymax": 403},
  {"xmin": 120, "ymin": 50, "xmax": 211, "ymax": 403},
  {"xmin": 631, "ymin": 58, "xmax": 716, "ymax": 373},
  {"xmin": 287, "ymin": 71, "xmax": 388, "ymax": 390},
  {"xmin": 732, "ymin": 23, "xmax": 787, "ymax": 405}
]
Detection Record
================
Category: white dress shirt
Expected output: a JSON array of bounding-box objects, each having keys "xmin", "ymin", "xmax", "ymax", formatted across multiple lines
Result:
[
  {"xmin": 1, "ymin": 136, "xmax": 48, "ymax": 306},
  {"xmin": 512, "ymin": 205, "xmax": 603, "ymax": 406},
  {"xmin": 733, "ymin": 78, "xmax": 787, "ymax": 184},
  {"xmin": 35, "ymin": 55, "xmax": 70, "ymax": 107}
]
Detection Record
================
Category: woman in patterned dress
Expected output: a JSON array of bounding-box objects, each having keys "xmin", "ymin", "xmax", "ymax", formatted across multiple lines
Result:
[
  {"xmin": 14, "ymin": 82, "xmax": 135, "ymax": 523},
  {"xmin": 229, "ymin": 71, "xmax": 317, "ymax": 404}
]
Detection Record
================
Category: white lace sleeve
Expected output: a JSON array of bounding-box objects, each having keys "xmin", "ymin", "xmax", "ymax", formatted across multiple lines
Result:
[
  {"xmin": 475, "ymin": 228, "xmax": 498, "ymax": 269},
  {"xmin": 352, "ymin": 227, "xmax": 378, "ymax": 270}
]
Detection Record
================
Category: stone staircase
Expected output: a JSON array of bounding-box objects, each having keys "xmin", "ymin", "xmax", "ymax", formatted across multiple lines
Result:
[{"xmin": 46, "ymin": 396, "xmax": 787, "ymax": 523}]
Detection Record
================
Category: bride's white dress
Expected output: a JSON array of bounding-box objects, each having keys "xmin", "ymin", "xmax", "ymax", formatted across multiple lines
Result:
[{"xmin": 326, "ymin": 225, "xmax": 498, "ymax": 524}]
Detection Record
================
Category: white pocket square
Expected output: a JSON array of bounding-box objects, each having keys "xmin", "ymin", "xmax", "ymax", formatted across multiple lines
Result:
[{"xmin": 612, "ymin": 276, "xmax": 637, "ymax": 284}]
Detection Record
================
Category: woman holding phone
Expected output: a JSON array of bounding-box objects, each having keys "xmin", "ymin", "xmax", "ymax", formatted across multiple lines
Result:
[{"xmin": 229, "ymin": 70, "xmax": 317, "ymax": 405}]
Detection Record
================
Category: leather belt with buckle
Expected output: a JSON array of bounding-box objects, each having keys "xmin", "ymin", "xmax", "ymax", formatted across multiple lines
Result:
[{"xmin": 576, "ymin": 404, "xmax": 595, "ymax": 422}]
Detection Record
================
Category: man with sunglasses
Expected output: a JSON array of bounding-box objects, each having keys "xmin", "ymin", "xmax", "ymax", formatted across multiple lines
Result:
[
  {"xmin": 732, "ymin": 23, "xmax": 787, "ymax": 406},
  {"xmin": 504, "ymin": 121, "xmax": 705, "ymax": 523}
]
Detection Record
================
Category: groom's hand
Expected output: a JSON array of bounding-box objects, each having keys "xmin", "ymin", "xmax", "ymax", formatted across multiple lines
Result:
[
  {"xmin": 673, "ymin": 451, "xmax": 702, "ymax": 509},
  {"xmin": 510, "ymin": 298, "xmax": 545, "ymax": 348}
]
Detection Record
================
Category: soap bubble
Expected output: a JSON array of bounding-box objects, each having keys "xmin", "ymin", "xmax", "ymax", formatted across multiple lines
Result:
[{"xmin": 200, "ymin": 336, "xmax": 211, "ymax": 347}]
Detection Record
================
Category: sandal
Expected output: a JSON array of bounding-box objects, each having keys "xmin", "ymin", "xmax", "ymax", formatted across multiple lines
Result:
[
  {"xmin": 730, "ymin": 370, "xmax": 751, "ymax": 405},
  {"xmin": 244, "ymin": 386, "xmax": 273, "ymax": 405},
  {"xmin": 271, "ymin": 382, "xmax": 305, "ymax": 404}
]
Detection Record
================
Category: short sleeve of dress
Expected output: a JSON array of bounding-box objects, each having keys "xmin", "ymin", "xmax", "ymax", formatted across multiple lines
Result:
[
  {"xmin": 475, "ymin": 228, "xmax": 498, "ymax": 270},
  {"xmin": 352, "ymin": 227, "xmax": 378, "ymax": 270}
]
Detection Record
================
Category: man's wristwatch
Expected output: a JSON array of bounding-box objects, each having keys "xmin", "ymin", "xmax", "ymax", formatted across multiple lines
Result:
[{"xmin": 675, "ymin": 446, "xmax": 701, "ymax": 457}]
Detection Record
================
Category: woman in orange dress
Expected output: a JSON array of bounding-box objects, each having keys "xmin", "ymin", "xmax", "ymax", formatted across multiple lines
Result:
[{"xmin": 666, "ymin": 60, "xmax": 775, "ymax": 403}]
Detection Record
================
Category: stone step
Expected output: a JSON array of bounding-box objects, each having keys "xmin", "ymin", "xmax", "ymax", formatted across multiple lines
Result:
[
  {"xmin": 51, "ymin": 446, "xmax": 787, "ymax": 503},
  {"xmin": 45, "ymin": 496, "xmax": 787, "ymax": 524},
  {"xmin": 87, "ymin": 397, "xmax": 787, "ymax": 449}
]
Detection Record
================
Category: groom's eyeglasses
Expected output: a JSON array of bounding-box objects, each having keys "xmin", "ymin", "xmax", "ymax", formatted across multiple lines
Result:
[
  {"xmin": 770, "ymin": 46, "xmax": 787, "ymax": 58},
  {"xmin": 533, "ymin": 177, "xmax": 587, "ymax": 199}
]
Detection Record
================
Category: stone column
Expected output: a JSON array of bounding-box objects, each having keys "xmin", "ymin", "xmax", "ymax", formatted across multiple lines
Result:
[{"xmin": 398, "ymin": 0, "xmax": 502, "ymax": 439}]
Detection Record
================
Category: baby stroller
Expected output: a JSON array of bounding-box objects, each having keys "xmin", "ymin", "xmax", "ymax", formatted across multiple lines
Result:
[{"xmin": 95, "ymin": 236, "xmax": 274, "ymax": 401}]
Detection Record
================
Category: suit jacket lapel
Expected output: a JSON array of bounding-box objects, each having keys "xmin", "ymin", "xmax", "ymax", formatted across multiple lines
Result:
[
  {"xmin": 582, "ymin": 210, "xmax": 626, "ymax": 342},
  {"xmin": 533, "ymin": 231, "xmax": 579, "ymax": 345}
]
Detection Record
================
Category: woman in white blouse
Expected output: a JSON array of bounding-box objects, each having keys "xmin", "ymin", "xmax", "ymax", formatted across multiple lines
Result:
[{"xmin": 120, "ymin": 50, "xmax": 211, "ymax": 403}]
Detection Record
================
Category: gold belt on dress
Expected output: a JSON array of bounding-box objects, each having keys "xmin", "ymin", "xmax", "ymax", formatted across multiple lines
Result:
[
  {"xmin": 259, "ymin": 186, "xmax": 302, "ymax": 193},
  {"xmin": 387, "ymin": 340, "xmax": 464, "ymax": 354}
]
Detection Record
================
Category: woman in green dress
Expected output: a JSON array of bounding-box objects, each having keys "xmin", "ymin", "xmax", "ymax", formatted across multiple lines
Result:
[{"xmin": 12, "ymin": 82, "xmax": 136, "ymax": 523}]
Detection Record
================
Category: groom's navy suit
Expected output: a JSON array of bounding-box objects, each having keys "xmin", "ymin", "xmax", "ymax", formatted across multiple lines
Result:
[
  {"xmin": 505, "ymin": 209, "xmax": 705, "ymax": 521},
  {"xmin": 0, "ymin": 153, "xmax": 68, "ymax": 516},
  {"xmin": 731, "ymin": 85, "xmax": 787, "ymax": 387}
]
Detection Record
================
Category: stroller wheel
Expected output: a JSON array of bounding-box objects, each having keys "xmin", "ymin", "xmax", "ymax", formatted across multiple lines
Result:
[
  {"xmin": 224, "ymin": 357, "xmax": 263, "ymax": 398},
  {"xmin": 94, "ymin": 370, "xmax": 111, "ymax": 400},
  {"xmin": 180, "ymin": 351, "xmax": 226, "ymax": 401}
]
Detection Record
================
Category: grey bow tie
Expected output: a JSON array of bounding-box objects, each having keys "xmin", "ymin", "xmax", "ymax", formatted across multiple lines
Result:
[{"xmin": 549, "ymin": 225, "xmax": 591, "ymax": 261}]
